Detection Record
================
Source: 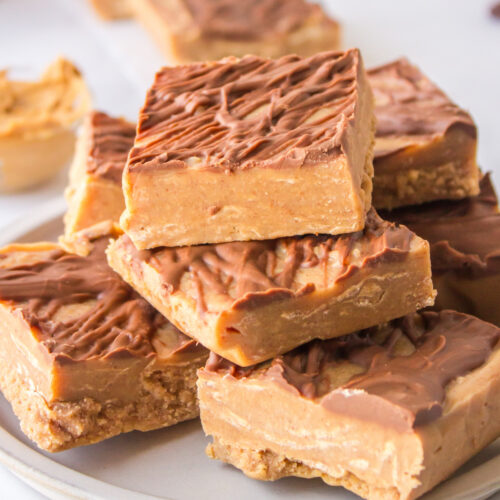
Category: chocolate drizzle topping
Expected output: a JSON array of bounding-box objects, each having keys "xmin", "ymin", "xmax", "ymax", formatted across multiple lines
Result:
[
  {"xmin": 129, "ymin": 50, "xmax": 361, "ymax": 173},
  {"xmin": 124, "ymin": 210, "xmax": 415, "ymax": 312},
  {"xmin": 368, "ymin": 59, "xmax": 476, "ymax": 159},
  {"xmin": 0, "ymin": 238, "xmax": 197, "ymax": 362},
  {"xmin": 207, "ymin": 310, "xmax": 500, "ymax": 430},
  {"xmin": 86, "ymin": 111, "xmax": 135, "ymax": 184},
  {"xmin": 382, "ymin": 174, "xmax": 500, "ymax": 277},
  {"xmin": 181, "ymin": 0, "xmax": 320, "ymax": 41}
]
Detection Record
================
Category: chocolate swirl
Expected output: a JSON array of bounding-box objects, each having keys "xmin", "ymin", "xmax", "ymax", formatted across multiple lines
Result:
[
  {"xmin": 381, "ymin": 174, "xmax": 500, "ymax": 277},
  {"xmin": 182, "ymin": 0, "xmax": 320, "ymax": 40},
  {"xmin": 129, "ymin": 50, "xmax": 362, "ymax": 173},
  {"xmin": 125, "ymin": 210, "xmax": 414, "ymax": 312},
  {"xmin": 368, "ymin": 59, "xmax": 476, "ymax": 159},
  {"xmin": 86, "ymin": 111, "xmax": 135, "ymax": 184},
  {"xmin": 207, "ymin": 310, "xmax": 500, "ymax": 430},
  {"xmin": 0, "ymin": 238, "xmax": 197, "ymax": 362}
]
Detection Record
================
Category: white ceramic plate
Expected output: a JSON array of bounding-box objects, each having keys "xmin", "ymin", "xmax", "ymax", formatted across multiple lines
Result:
[{"xmin": 0, "ymin": 199, "xmax": 499, "ymax": 500}]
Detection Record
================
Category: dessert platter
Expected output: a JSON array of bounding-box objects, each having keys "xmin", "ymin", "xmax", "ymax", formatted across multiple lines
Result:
[
  {"xmin": 0, "ymin": 202, "xmax": 498, "ymax": 500},
  {"xmin": 1, "ymin": 1, "xmax": 500, "ymax": 499}
]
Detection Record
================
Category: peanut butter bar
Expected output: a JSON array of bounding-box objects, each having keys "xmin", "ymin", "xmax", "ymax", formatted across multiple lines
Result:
[
  {"xmin": 382, "ymin": 173, "xmax": 500, "ymax": 326},
  {"xmin": 64, "ymin": 111, "xmax": 135, "ymax": 237},
  {"xmin": 0, "ymin": 223, "xmax": 207, "ymax": 452},
  {"xmin": 129, "ymin": 0, "xmax": 340, "ymax": 63},
  {"xmin": 121, "ymin": 50, "xmax": 375, "ymax": 249},
  {"xmin": 108, "ymin": 211, "xmax": 434, "ymax": 366},
  {"xmin": 199, "ymin": 310, "xmax": 500, "ymax": 500},
  {"xmin": 369, "ymin": 59, "xmax": 479, "ymax": 209}
]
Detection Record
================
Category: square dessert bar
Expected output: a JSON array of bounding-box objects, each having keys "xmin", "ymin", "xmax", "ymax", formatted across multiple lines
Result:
[
  {"xmin": 369, "ymin": 59, "xmax": 479, "ymax": 209},
  {"xmin": 121, "ymin": 49, "xmax": 375, "ymax": 249},
  {"xmin": 130, "ymin": 0, "xmax": 340, "ymax": 63},
  {"xmin": 108, "ymin": 211, "xmax": 434, "ymax": 366},
  {"xmin": 0, "ymin": 223, "xmax": 207, "ymax": 452},
  {"xmin": 64, "ymin": 111, "xmax": 135, "ymax": 237},
  {"xmin": 199, "ymin": 310, "xmax": 500, "ymax": 500},
  {"xmin": 382, "ymin": 173, "xmax": 500, "ymax": 326}
]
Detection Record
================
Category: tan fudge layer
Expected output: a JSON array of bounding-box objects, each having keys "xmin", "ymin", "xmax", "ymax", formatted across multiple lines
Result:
[
  {"xmin": 369, "ymin": 59, "xmax": 479, "ymax": 209},
  {"xmin": 381, "ymin": 173, "xmax": 500, "ymax": 326},
  {"xmin": 130, "ymin": 0, "xmax": 340, "ymax": 63},
  {"xmin": 64, "ymin": 111, "xmax": 135, "ymax": 237},
  {"xmin": 121, "ymin": 49, "xmax": 374, "ymax": 249},
  {"xmin": 0, "ymin": 58, "xmax": 91, "ymax": 192},
  {"xmin": 108, "ymin": 211, "xmax": 434, "ymax": 366},
  {"xmin": 199, "ymin": 311, "xmax": 500, "ymax": 500},
  {"xmin": 0, "ymin": 226, "xmax": 207, "ymax": 452}
]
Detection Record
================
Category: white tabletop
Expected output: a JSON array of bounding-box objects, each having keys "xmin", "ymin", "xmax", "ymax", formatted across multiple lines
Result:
[{"xmin": 0, "ymin": 0, "xmax": 499, "ymax": 498}]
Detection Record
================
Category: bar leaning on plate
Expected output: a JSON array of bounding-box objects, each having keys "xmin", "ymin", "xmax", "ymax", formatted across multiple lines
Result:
[
  {"xmin": 198, "ymin": 310, "xmax": 500, "ymax": 500},
  {"xmin": 108, "ymin": 211, "xmax": 435, "ymax": 366},
  {"xmin": 0, "ymin": 222, "xmax": 207, "ymax": 452}
]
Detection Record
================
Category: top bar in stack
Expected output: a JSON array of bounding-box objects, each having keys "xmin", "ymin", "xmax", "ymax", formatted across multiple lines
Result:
[
  {"xmin": 129, "ymin": 0, "xmax": 341, "ymax": 63},
  {"xmin": 121, "ymin": 49, "xmax": 375, "ymax": 249},
  {"xmin": 64, "ymin": 111, "xmax": 135, "ymax": 236},
  {"xmin": 369, "ymin": 59, "xmax": 479, "ymax": 209}
]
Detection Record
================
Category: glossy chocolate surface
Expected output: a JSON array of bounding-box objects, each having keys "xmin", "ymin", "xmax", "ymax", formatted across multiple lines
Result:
[{"xmin": 129, "ymin": 50, "xmax": 363, "ymax": 173}]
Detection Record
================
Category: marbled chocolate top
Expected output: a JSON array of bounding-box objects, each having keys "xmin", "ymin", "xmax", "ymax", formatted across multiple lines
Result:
[
  {"xmin": 382, "ymin": 174, "xmax": 500, "ymax": 277},
  {"xmin": 0, "ymin": 237, "xmax": 201, "ymax": 363},
  {"xmin": 368, "ymin": 58, "xmax": 476, "ymax": 159},
  {"xmin": 128, "ymin": 50, "xmax": 364, "ymax": 173},
  {"xmin": 206, "ymin": 310, "xmax": 500, "ymax": 430},
  {"xmin": 123, "ymin": 210, "xmax": 416, "ymax": 312},
  {"xmin": 86, "ymin": 111, "xmax": 135, "ymax": 184}
]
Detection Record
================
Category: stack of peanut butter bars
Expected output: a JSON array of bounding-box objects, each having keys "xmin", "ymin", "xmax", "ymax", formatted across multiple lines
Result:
[{"xmin": 0, "ymin": 47, "xmax": 499, "ymax": 500}]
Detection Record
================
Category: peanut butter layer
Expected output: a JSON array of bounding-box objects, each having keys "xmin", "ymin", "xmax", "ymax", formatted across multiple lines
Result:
[
  {"xmin": 130, "ymin": 0, "xmax": 340, "ymax": 63},
  {"xmin": 0, "ymin": 58, "xmax": 91, "ymax": 192},
  {"xmin": 108, "ymin": 211, "xmax": 434, "ymax": 366},
  {"xmin": 64, "ymin": 111, "xmax": 135, "ymax": 237},
  {"xmin": 0, "ymin": 224, "xmax": 207, "ymax": 452},
  {"xmin": 369, "ymin": 59, "xmax": 479, "ymax": 209},
  {"xmin": 121, "ymin": 49, "xmax": 374, "ymax": 248},
  {"xmin": 381, "ymin": 173, "xmax": 500, "ymax": 326},
  {"xmin": 199, "ymin": 310, "xmax": 500, "ymax": 500}
]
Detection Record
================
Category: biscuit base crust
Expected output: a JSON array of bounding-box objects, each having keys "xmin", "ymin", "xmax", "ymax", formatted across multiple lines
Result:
[
  {"xmin": 208, "ymin": 438, "xmax": 401, "ymax": 500},
  {"xmin": 0, "ymin": 354, "xmax": 201, "ymax": 452}
]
